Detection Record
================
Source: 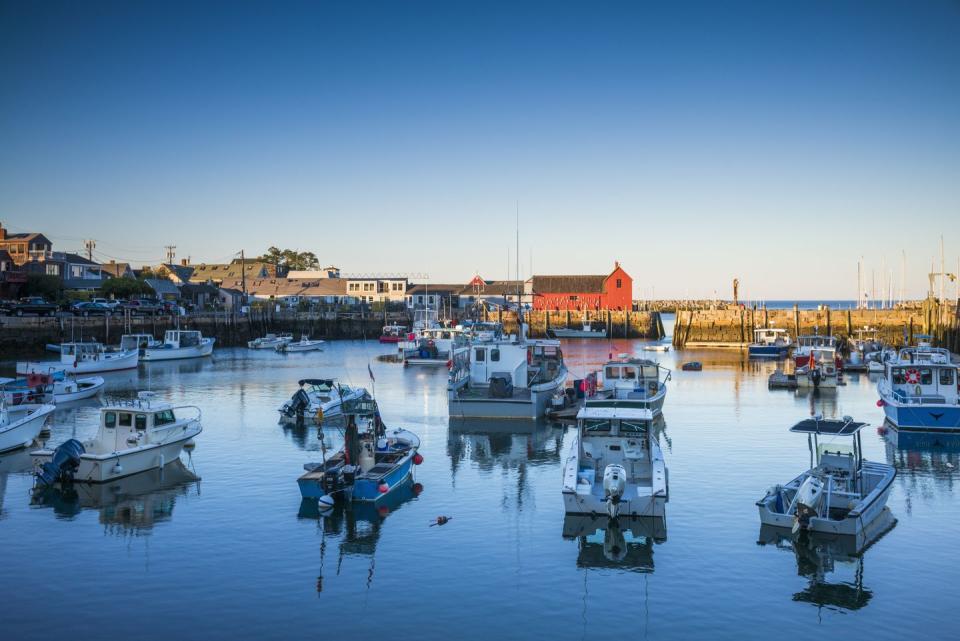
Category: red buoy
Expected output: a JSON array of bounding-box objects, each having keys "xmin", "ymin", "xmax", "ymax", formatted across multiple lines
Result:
[
  {"xmin": 378, "ymin": 483, "xmax": 389, "ymax": 494},
  {"xmin": 413, "ymin": 453, "xmax": 424, "ymax": 465},
  {"xmin": 876, "ymin": 399, "xmax": 885, "ymax": 407}
]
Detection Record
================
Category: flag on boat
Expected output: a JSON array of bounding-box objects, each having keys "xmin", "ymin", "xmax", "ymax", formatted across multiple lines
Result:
[{"xmin": 368, "ymin": 363, "xmax": 375, "ymax": 382}]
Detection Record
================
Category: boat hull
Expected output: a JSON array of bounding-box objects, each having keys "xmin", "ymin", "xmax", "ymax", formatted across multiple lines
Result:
[
  {"xmin": 882, "ymin": 403, "xmax": 960, "ymax": 432},
  {"xmin": 352, "ymin": 455, "xmax": 415, "ymax": 502},
  {"xmin": 31, "ymin": 427, "xmax": 200, "ymax": 483},
  {"xmin": 16, "ymin": 349, "xmax": 139, "ymax": 375},
  {"xmin": 448, "ymin": 373, "xmax": 566, "ymax": 419},
  {"xmin": 551, "ymin": 330, "xmax": 607, "ymax": 339},
  {"xmin": 0, "ymin": 404, "xmax": 55, "ymax": 453},
  {"xmin": 562, "ymin": 490, "xmax": 666, "ymax": 518},
  {"xmin": 748, "ymin": 344, "xmax": 787, "ymax": 358},
  {"xmin": 142, "ymin": 339, "xmax": 215, "ymax": 361}
]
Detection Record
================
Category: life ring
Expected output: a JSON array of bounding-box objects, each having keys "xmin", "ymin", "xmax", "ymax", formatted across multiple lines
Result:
[{"xmin": 905, "ymin": 368, "xmax": 921, "ymax": 385}]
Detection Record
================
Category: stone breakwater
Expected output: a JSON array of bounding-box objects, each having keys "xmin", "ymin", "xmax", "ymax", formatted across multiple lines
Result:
[
  {"xmin": 481, "ymin": 308, "xmax": 664, "ymax": 340},
  {"xmin": 672, "ymin": 299, "xmax": 959, "ymax": 351}
]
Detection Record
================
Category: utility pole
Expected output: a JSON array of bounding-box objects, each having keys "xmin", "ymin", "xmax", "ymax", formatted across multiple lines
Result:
[
  {"xmin": 164, "ymin": 245, "xmax": 176, "ymax": 265},
  {"xmin": 240, "ymin": 249, "xmax": 247, "ymax": 296},
  {"xmin": 83, "ymin": 239, "xmax": 96, "ymax": 261},
  {"xmin": 900, "ymin": 250, "xmax": 905, "ymax": 305}
]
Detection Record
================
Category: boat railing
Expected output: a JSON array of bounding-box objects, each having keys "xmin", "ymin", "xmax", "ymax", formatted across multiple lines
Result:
[{"xmin": 889, "ymin": 388, "xmax": 951, "ymax": 406}]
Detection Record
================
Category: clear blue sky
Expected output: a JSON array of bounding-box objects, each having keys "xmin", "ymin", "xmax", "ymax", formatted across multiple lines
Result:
[{"xmin": 1, "ymin": 1, "xmax": 958, "ymax": 299}]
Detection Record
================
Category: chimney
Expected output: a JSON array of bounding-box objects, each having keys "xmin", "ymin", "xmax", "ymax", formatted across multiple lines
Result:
[
  {"xmin": 181, "ymin": 258, "xmax": 188, "ymax": 266},
  {"xmin": 0, "ymin": 222, "xmax": 5, "ymax": 240}
]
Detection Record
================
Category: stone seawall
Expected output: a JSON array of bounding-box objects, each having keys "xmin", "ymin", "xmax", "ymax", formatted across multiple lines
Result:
[
  {"xmin": 481, "ymin": 309, "xmax": 664, "ymax": 339},
  {"xmin": 672, "ymin": 300, "xmax": 959, "ymax": 351}
]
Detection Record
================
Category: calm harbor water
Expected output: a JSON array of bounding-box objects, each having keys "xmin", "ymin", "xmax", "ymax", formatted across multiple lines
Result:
[{"xmin": 2, "ymin": 322, "xmax": 959, "ymax": 640}]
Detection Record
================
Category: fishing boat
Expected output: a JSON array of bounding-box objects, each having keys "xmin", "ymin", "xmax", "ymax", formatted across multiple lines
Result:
[
  {"xmin": 17, "ymin": 342, "xmax": 138, "ymax": 375},
  {"xmin": 866, "ymin": 348, "xmax": 896, "ymax": 374},
  {"xmin": 466, "ymin": 321, "xmax": 504, "ymax": 342},
  {"xmin": 248, "ymin": 333, "xmax": 293, "ymax": 349},
  {"xmin": 589, "ymin": 355, "xmax": 670, "ymax": 417},
  {"xmin": 1, "ymin": 372, "xmax": 104, "ymax": 405},
  {"xmin": 401, "ymin": 326, "xmax": 469, "ymax": 366},
  {"xmin": 794, "ymin": 334, "xmax": 842, "ymax": 369},
  {"xmin": 641, "ymin": 343, "xmax": 670, "ymax": 352},
  {"xmin": 748, "ymin": 328, "xmax": 791, "ymax": 358},
  {"xmin": 562, "ymin": 405, "xmax": 668, "ymax": 519},
  {"xmin": 795, "ymin": 347, "xmax": 839, "ymax": 389},
  {"xmin": 0, "ymin": 398, "xmax": 56, "ymax": 453},
  {"xmin": 448, "ymin": 322, "xmax": 567, "ymax": 419},
  {"xmin": 31, "ymin": 391, "xmax": 202, "ymax": 484},
  {"xmin": 756, "ymin": 416, "xmax": 895, "ymax": 537},
  {"xmin": 877, "ymin": 346, "xmax": 960, "ymax": 432},
  {"xmin": 278, "ymin": 378, "xmax": 370, "ymax": 424},
  {"xmin": 379, "ymin": 325, "xmax": 408, "ymax": 344},
  {"xmin": 297, "ymin": 399, "xmax": 421, "ymax": 505},
  {"xmin": 550, "ymin": 322, "xmax": 607, "ymax": 339},
  {"xmin": 140, "ymin": 330, "xmax": 215, "ymax": 361},
  {"xmin": 846, "ymin": 327, "xmax": 882, "ymax": 371},
  {"xmin": 276, "ymin": 335, "xmax": 325, "ymax": 353}
]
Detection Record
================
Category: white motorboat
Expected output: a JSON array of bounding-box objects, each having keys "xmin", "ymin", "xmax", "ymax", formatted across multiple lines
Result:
[
  {"xmin": 562, "ymin": 405, "xmax": 668, "ymax": 519},
  {"xmin": 877, "ymin": 346, "xmax": 960, "ymax": 432},
  {"xmin": 794, "ymin": 334, "xmax": 840, "ymax": 369},
  {"xmin": 278, "ymin": 378, "xmax": 370, "ymax": 423},
  {"xmin": 141, "ymin": 330, "xmax": 215, "ymax": 361},
  {"xmin": 401, "ymin": 326, "xmax": 468, "ymax": 366},
  {"xmin": 866, "ymin": 348, "xmax": 896, "ymax": 374},
  {"xmin": 17, "ymin": 342, "xmax": 138, "ymax": 375},
  {"xmin": 248, "ymin": 333, "xmax": 293, "ymax": 349},
  {"xmin": 641, "ymin": 343, "xmax": 670, "ymax": 352},
  {"xmin": 795, "ymin": 347, "xmax": 839, "ymax": 389},
  {"xmin": 757, "ymin": 416, "xmax": 895, "ymax": 537},
  {"xmin": 32, "ymin": 391, "xmax": 202, "ymax": 484},
  {"xmin": 118, "ymin": 333, "xmax": 163, "ymax": 351},
  {"xmin": 0, "ymin": 398, "xmax": 56, "ymax": 453},
  {"xmin": 276, "ymin": 335, "xmax": 324, "ymax": 353},
  {"xmin": 1, "ymin": 372, "xmax": 104, "ymax": 405},
  {"xmin": 550, "ymin": 322, "xmax": 607, "ymax": 339},
  {"xmin": 448, "ymin": 322, "xmax": 567, "ymax": 419},
  {"xmin": 589, "ymin": 356, "xmax": 670, "ymax": 417}
]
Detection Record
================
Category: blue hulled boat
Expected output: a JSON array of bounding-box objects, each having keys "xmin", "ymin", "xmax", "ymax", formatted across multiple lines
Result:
[
  {"xmin": 877, "ymin": 346, "xmax": 960, "ymax": 432},
  {"xmin": 748, "ymin": 328, "xmax": 791, "ymax": 358},
  {"xmin": 297, "ymin": 399, "xmax": 422, "ymax": 504}
]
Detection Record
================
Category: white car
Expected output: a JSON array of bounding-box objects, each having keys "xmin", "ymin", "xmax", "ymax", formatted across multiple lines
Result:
[{"xmin": 90, "ymin": 298, "xmax": 121, "ymax": 310}]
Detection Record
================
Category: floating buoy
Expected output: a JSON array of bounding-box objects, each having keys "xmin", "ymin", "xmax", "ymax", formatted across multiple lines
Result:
[
  {"xmin": 378, "ymin": 483, "xmax": 389, "ymax": 494},
  {"xmin": 430, "ymin": 515, "xmax": 451, "ymax": 527},
  {"xmin": 413, "ymin": 453, "xmax": 424, "ymax": 465}
]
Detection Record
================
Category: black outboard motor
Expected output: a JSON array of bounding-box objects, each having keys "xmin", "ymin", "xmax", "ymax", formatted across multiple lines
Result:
[
  {"xmin": 283, "ymin": 388, "xmax": 312, "ymax": 418},
  {"xmin": 35, "ymin": 439, "xmax": 86, "ymax": 487},
  {"xmin": 811, "ymin": 368, "xmax": 822, "ymax": 389}
]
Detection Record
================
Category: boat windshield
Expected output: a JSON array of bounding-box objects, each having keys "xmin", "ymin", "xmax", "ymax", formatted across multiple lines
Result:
[{"xmin": 583, "ymin": 419, "xmax": 613, "ymax": 432}]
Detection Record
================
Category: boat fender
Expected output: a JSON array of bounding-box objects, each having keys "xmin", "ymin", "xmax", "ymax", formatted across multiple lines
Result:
[
  {"xmin": 378, "ymin": 483, "xmax": 389, "ymax": 494},
  {"xmin": 915, "ymin": 385, "xmax": 922, "ymax": 396},
  {"xmin": 413, "ymin": 453, "xmax": 424, "ymax": 465}
]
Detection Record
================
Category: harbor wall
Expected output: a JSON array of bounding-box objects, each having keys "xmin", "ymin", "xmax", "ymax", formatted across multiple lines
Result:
[
  {"xmin": 672, "ymin": 299, "xmax": 960, "ymax": 351},
  {"xmin": 0, "ymin": 310, "xmax": 409, "ymax": 357},
  {"xmin": 483, "ymin": 309, "xmax": 664, "ymax": 340}
]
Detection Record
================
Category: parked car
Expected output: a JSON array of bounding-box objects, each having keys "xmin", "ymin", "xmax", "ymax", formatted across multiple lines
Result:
[
  {"xmin": 1, "ymin": 297, "xmax": 60, "ymax": 317},
  {"xmin": 121, "ymin": 299, "xmax": 161, "ymax": 315},
  {"xmin": 70, "ymin": 301, "xmax": 113, "ymax": 317},
  {"xmin": 90, "ymin": 297, "xmax": 121, "ymax": 310}
]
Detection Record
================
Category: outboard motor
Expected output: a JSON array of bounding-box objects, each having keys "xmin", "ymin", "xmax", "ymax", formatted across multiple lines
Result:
[
  {"xmin": 603, "ymin": 464, "xmax": 627, "ymax": 519},
  {"xmin": 35, "ymin": 439, "xmax": 86, "ymax": 487},
  {"xmin": 811, "ymin": 368, "xmax": 822, "ymax": 389},
  {"xmin": 283, "ymin": 388, "xmax": 311, "ymax": 418},
  {"xmin": 792, "ymin": 475, "xmax": 824, "ymax": 533}
]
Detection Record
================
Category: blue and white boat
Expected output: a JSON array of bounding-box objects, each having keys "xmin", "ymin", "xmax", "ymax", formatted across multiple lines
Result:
[
  {"xmin": 748, "ymin": 328, "xmax": 791, "ymax": 358},
  {"xmin": 297, "ymin": 399, "xmax": 421, "ymax": 505},
  {"xmin": 877, "ymin": 346, "xmax": 960, "ymax": 432}
]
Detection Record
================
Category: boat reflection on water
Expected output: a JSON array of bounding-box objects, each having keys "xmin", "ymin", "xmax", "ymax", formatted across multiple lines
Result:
[
  {"xmin": 299, "ymin": 478, "xmax": 422, "ymax": 593},
  {"xmin": 0, "ymin": 447, "xmax": 34, "ymax": 515},
  {"xmin": 563, "ymin": 514, "xmax": 667, "ymax": 572},
  {"xmin": 447, "ymin": 418, "xmax": 562, "ymax": 471},
  {"xmin": 756, "ymin": 509, "xmax": 896, "ymax": 613},
  {"xmin": 30, "ymin": 460, "xmax": 200, "ymax": 533},
  {"xmin": 882, "ymin": 425, "xmax": 960, "ymax": 516}
]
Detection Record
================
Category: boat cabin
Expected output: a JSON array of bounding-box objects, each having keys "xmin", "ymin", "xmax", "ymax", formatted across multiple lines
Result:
[
  {"xmin": 91, "ymin": 396, "xmax": 194, "ymax": 454},
  {"xmin": 299, "ymin": 378, "xmax": 356, "ymax": 403},
  {"xmin": 753, "ymin": 328, "xmax": 790, "ymax": 346},
  {"xmin": 161, "ymin": 330, "xmax": 203, "ymax": 348},
  {"xmin": 467, "ymin": 340, "xmax": 563, "ymax": 388},
  {"xmin": 797, "ymin": 335, "xmax": 837, "ymax": 350},
  {"xmin": 574, "ymin": 406, "xmax": 656, "ymax": 485},
  {"xmin": 599, "ymin": 358, "xmax": 666, "ymax": 399},
  {"xmin": 381, "ymin": 325, "xmax": 408, "ymax": 338},
  {"xmin": 885, "ymin": 347, "xmax": 958, "ymax": 404},
  {"xmin": 469, "ymin": 322, "xmax": 504, "ymax": 342},
  {"xmin": 60, "ymin": 342, "xmax": 106, "ymax": 363},
  {"xmin": 120, "ymin": 334, "xmax": 157, "ymax": 351}
]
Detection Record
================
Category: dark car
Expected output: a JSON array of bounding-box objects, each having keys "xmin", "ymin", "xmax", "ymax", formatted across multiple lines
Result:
[
  {"xmin": 1, "ymin": 297, "xmax": 60, "ymax": 317},
  {"xmin": 70, "ymin": 301, "xmax": 113, "ymax": 317}
]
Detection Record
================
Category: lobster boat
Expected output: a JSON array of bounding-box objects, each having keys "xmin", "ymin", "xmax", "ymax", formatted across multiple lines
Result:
[
  {"xmin": 877, "ymin": 346, "xmax": 960, "ymax": 432},
  {"xmin": 1, "ymin": 372, "xmax": 104, "ymax": 405},
  {"xmin": 17, "ymin": 342, "xmax": 138, "ymax": 375},
  {"xmin": 278, "ymin": 379, "xmax": 370, "ymax": 424},
  {"xmin": 0, "ymin": 399, "xmax": 56, "ymax": 454}
]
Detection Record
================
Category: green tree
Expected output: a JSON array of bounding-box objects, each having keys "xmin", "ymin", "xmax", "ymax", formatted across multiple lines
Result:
[
  {"xmin": 101, "ymin": 278, "xmax": 154, "ymax": 299},
  {"xmin": 257, "ymin": 247, "xmax": 319, "ymax": 272},
  {"xmin": 23, "ymin": 274, "xmax": 63, "ymax": 300}
]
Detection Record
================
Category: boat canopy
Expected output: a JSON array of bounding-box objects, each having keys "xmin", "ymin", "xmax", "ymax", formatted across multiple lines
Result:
[
  {"xmin": 789, "ymin": 417, "xmax": 867, "ymax": 436},
  {"xmin": 299, "ymin": 378, "xmax": 334, "ymax": 387}
]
